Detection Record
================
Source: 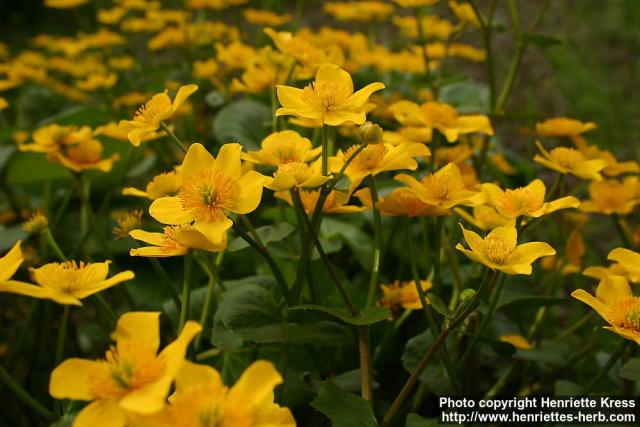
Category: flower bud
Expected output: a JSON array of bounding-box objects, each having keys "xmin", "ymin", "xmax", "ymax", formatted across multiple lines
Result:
[{"xmin": 359, "ymin": 122, "xmax": 383, "ymax": 144}]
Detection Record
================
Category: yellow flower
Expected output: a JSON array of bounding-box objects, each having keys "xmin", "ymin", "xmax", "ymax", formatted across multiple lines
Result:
[
  {"xmin": 149, "ymin": 143, "xmax": 266, "ymax": 244},
  {"xmin": 50, "ymin": 312, "xmax": 201, "ymax": 426},
  {"xmin": 22, "ymin": 211, "xmax": 49, "ymax": 233},
  {"xmin": 393, "ymin": 0, "xmax": 439, "ymax": 7},
  {"xmin": 45, "ymin": 0, "xmax": 89, "ymax": 8},
  {"xmin": 276, "ymin": 63, "xmax": 384, "ymax": 126},
  {"xmin": 535, "ymin": 117, "xmax": 596, "ymax": 139},
  {"xmin": 119, "ymin": 84, "xmax": 197, "ymax": 146},
  {"xmin": 123, "ymin": 170, "xmax": 182, "ymax": 200},
  {"xmin": 243, "ymin": 8, "xmax": 292, "ymax": 26},
  {"xmin": 379, "ymin": 280, "xmax": 432, "ymax": 315},
  {"xmin": 571, "ymin": 275, "xmax": 640, "ymax": 344},
  {"xmin": 389, "ymin": 100, "xmax": 493, "ymax": 143},
  {"xmin": 490, "ymin": 153, "xmax": 517, "ymax": 175},
  {"xmin": 243, "ymin": 130, "xmax": 321, "ymax": 167},
  {"xmin": 0, "ymin": 97, "xmax": 8, "ymax": 110},
  {"xmin": 112, "ymin": 210, "xmax": 143, "ymax": 239},
  {"xmin": 391, "ymin": 15, "xmax": 454, "ymax": 40},
  {"xmin": 608, "ymin": 248, "xmax": 640, "ymax": 283},
  {"xmin": 395, "ymin": 163, "xmax": 484, "ymax": 209},
  {"xmin": 216, "ymin": 41, "xmax": 257, "ymax": 69},
  {"xmin": 482, "ymin": 179, "xmax": 580, "ymax": 219},
  {"xmin": 129, "ymin": 360, "xmax": 294, "ymax": 427},
  {"xmin": 324, "ymin": 1, "xmax": 394, "ymax": 22},
  {"xmin": 356, "ymin": 187, "xmax": 450, "ymax": 217},
  {"xmin": 456, "ymin": 225, "xmax": 555, "ymax": 275},
  {"xmin": 266, "ymin": 161, "xmax": 330, "ymax": 191},
  {"xmin": 578, "ymin": 144, "xmax": 640, "ymax": 177},
  {"xmin": 454, "ymin": 205, "xmax": 515, "ymax": 231},
  {"xmin": 264, "ymin": 28, "xmax": 331, "ymax": 68},
  {"xmin": 76, "ymin": 72, "xmax": 118, "ymax": 91},
  {"xmin": 19, "ymin": 124, "xmax": 119, "ymax": 172},
  {"xmin": 579, "ymin": 176, "xmax": 640, "ymax": 215},
  {"xmin": 499, "ymin": 335, "xmax": 531, "ymax": 350},
  {"xmin": 329, "ymin": 142, "xmax": 430, "ymax": 190},
  {"xmin": 533, "ymin": 141, "xmax": 607, "ymax": 180},
  {"xmin": 0, "ymin": 260, "xmax": 134, "ymax": 305},
  {"xmin": 130, "ymin": 225, "xmax": 227, "ymax": 257},
  {"xmin": 449, "ymin": 0, "xmax": 481, "ymax": 27},
  {"xmin": 0, "ymin": 242, "xmax": 27, "ymax": 287},
  {"xmin": 276, "ymin": 189, "xmax": 364, "ymax": 214}
]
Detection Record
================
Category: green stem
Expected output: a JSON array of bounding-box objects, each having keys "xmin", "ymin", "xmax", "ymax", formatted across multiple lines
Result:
[
  {"xmin": 458, "ymin": 271, "xmax": 501, "ymax": 368},
  {"xmin": 179, "ymin": 254, "xmax": 193, "ymax": 331},
  {"xmin": 613, "ymin": 214, "xmax": 634, "ymax": 248},
  {"xmin": 233, "ymin": 223, "xmax": 292, "ymax": 305},
  {"xmin": 585, "ymin": 341, "xmax": 628, "ymax": 394},
  {"xmin": 41, "ymin": 228, "xmax": 68, "ymax": 262},
  {"xmin": 271, "ymin": 85, "xmax": 279, "ymax": 132},
  {"xmin": 357, "ymin": 326, "xmax": 373, "ymax": 401},
  {"xmin": 0, "ymin": 363, "xmax": 54, "ymax": 420},
  {"xmin": 55, "ymin": 306, "xmax": 70, "ymax": 364},
  {"xmin": 160, "ymin": 121, "xmax": 187, "ymax": 153},
  {"xmin": 432, "ymin": 215, "xmax": 443, "ymax": 289},
  {"xmin": 443, "ymin": 231, "xmax": 463, "ymax": 311},
  {"xmin": 366, "ymin": 176, "xmax": 382, "ymax": 308},
  {"xmin": 415, "ymin": 6, "xmax": 432, "ymax": 84},
  {"xmin": 195, "ymin": 254, "xmax": 226, "ymax": 349},
  {"xmin": 555, "ymin": 312, "xmax": 595, "ymax": 342},
  {"xmin": 321, "ymin": 124, "xmax": 329, "ymax": 175},
  {"xmin": 381, "ymin": 268, "xmax": 495, "ymax": 427},
  {"xmin": 240, "ymin": 215, "xmax": 264, "ymax": 247},
  {"xmin": 79, "ymin": 175, "xmax": 91, "ymax": 258},
  {"xmin": 95, "ymin": 294, "xmax": 118, "ymax": 324}
]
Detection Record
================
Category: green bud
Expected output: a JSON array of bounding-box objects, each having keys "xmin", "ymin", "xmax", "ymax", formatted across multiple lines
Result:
[
  {"xmin": 460, "ymin": 288, "xmax": 476, "ymax": 301},
  {"xmin": 359, "ymin": 122, "xmax": 383, "ymax": 144}
]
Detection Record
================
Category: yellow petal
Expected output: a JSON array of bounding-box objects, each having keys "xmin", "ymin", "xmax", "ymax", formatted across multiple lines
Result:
[
  {"xmin": 114, "ymin": 311, "xmax": 161, "ymax": 354},
  {"xmin": 72, "ymin": 271, "xmax": 135, "ymax": 300},
  {"xmin": 0, "ymin": 280, "xmax": 59, "ymax": 301},
  {"xmin": 315, "ymin": 63, "xmax": 353, "ymax": 95},
  {"xmin": 170, "ymin": 84, "xmax": 198, "ymax": 114},
  {"xmin": 129, "ymin": 230, "xmax": 165, "ymax": 246},
  {"xmin": 227, "ymin": 360, "xmax": 283, "ymax": 408},
  {"xmin": 77, "ymin": 262, "xmax": 110, "ymax": 287},
  {"xmin": 49, "ymin": 358, "xmax": 100, "ymax": 400},
  {"xmin": 130, "ymin": 246, "xmax": 187, "ymax": 257},
  {"xmin": 194, "ymin": 219, "xmax": 232, "ymax": 244},
  {"xmin": 233, "ymin": 171, "xmax": 266, "ymax": 214},
  {"xmin": 608, "ymin": 248, "xmax": 640, "ymax": 282},
  {"xmin": 508, "ymin": 241, "xmax": 556, "ymax": 266},
  {"xmin": 544, "ymin": 196, "xmax": 580, "ymax": 215},
  {"xmin": 499, "ymin": 335, "xmax": 531, "ymax": 350},
  {"xmin": 571, "ymin": 289, "xmax": 612, "ymax": 324},
  {"xmin": 213, "ymin": 143, "xmax": 243, "ymax": 180},
  {"xmin": 324, "ymin": 110, "xmax": 366, "ymax": 126},
  {"xmin": 174, "ymin": 360, "xmax": 223, "ymax": 391},
  {"xmin": 181, "ymin": 143, "xmax": 215, "ymax": 179},
  {"xmin": 342, "ymin": 82, "xmax": 385, "ymax": 111},
  {"xmin": 595, "ymin": 275, "xmax": 632, "ymax": 306},
  {"xmin": 149, "ymin": 197, "xmax": 193, "ymax": 225},
  {"xmin": 275, "ymin": 85, "xmax": 308, "ymax": 111},
  {"xmin": 487, "ymin": 227, "xmax": 518, "ymax": 250},
  {"xmin": 74, "ymin": 400, "xmax": 126, "ymax": 427},
  {"xmin": 122, "ymin": 187, "xmax": 151, "ymax": 199},
  {"xmin": 0, "ymin": 241, "xmax": 23, "ymax": 282}
]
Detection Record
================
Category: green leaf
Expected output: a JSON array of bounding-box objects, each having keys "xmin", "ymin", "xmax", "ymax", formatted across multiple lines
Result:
[
  {"xmin": 288, "ymin": 305, "xmax": 391, "ymax": 325},
  {"xmin": 426, "ymin": 292, "xmax": 452, "ymax": 319},
  {"xmin": 5, "ymin": 152, "xmax": 70, "ymax": 185},
  {"xmin": 495, "ymin": 286, "xmax": 565, "ymax": 310},
  {"xmin": 554, "ymin": 379, "xmax": 583, "ymax": 396},
  {"xmin": 228, "ymin": 222, "xmax": 296, "ymax": 252},
  {"xmin": 321, "ymin": 217, "xmax": 373, "ymax": 269},
  {"xmin": 439, "ymin": 81, "xmax": 490, "ymax": 113},
  {"xmin": 50, "ymin": 414, "xmax": 76, "ymax": 427},
  {"xmin": 218, "ymin": 285, "xmax": 352, "ymax": 345},
  {"xmin": 514, "ymin": 340, "xmax": 569, "ymax": 366},
  {"xmin": 310, "ymin": 381, "xmax": 377, "ymax": 427},
  {"xmin": 407, "ymin": 414, "xmax": 439, "ymax": 427},
  {"xmin": 402, "ymin": 330, "xmax": 454, "ymax": 394},
  {"xmin": 523, "ymin": 33, "xmax": 563, "ymax": 48},
  {"xmin": 620, "ymin": 358, "xmax": 640, "ymax": 381},
  {"xmin": 213, "ymin": 99, "xmax": 271, "ymax": 150}
]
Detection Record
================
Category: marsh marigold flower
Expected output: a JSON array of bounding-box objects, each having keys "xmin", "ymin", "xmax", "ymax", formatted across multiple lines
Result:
[
  {"xmin": 572, "ymin": 275, "xmax": 640, "ymax": 344},
  {"xmin": 276, "ymin": 63, "xmax": 384, "ymax": 126},
  {"xmin": 579, "ymin": 176, "xmax": 640, "ymax": 215},
  {"xmin": 266, "ymin": 161, "xmax": 330, "ymax": 191},
  {"xmin": 499, "ymin": 335, "xmax": 532, "ymax": 350},
  {"xmin": 482, "ymin": 179, "xmax": 580, "ymax": 219},
  {"xmin": 395, "ymin": 162, "xmax": 484, "ymax": 209},
  {"xmin": 123, "ymin": 170, "xmax": 182, "ymax": 200},
  {"xmin": 393, "ymin": 0, "xmax": 439, "ymax": 7},
  {"xmin": 324, "ymin": 1, "xmax": 394, "ymax": 22},
  {"xmin": 330, "ymin": 142, "xmax": 430, "ymax": 191},
  {"xmin": 0, "ymin": 260, "xmax": 134, "ymax": 305},
  {"xmin": 119, "ymin": 84, "xmax": 197, "ymax": 146},
  {"xmin": 0, "ymin": 241, "xmax": 26, "ymax": 288},
  {"xmin": 112, "ymin": 210, "xmax": 143, "ymax": 239},
  {"xmin": 243, "ymin": 8, "xmax": 292, "ymax": 26},
  {"xmin": 19, "ymin": 124, "xmax": 119, "ymax": 172},
  {"xmin": 276, "ymin": 189, "xmax": 364, "ymax": 214},
  {"xmin": 128, "ymin": 360, "xmax": 295, "ymax": 427},
  {"xmin": 149, "ymin": 143, "xmax": 266, "ymax": 244},
  {"xmin": 578, "ymin": 144, "xmax": 640, "ymax": 177},
  {"xmin": 45, "ymin": 0, "xmax": 89, "ymax": 8},
  {"xmin": 243, "ymin": 130, "xmax": 321, "ymax": 167},
  {"xmin": 535, "ymin": 117, "xmax": 597, "ymax": 140},
  {"xmin": 449, "ymin": 0, "xmax": 481, "ymax": 27},
  {"xmin": 129, "ymin": 225, "xmax": 227, "ymax": 257},
  {"xmin": 456, "ymin": 225, "xmax": 555, "ymax": 275},
  {"xmin": 357, "ymin": 187, "xmax": 450, "ymax": 217},
  {"xmin": 0, "ymin": 97, "xmax": 8, "ymax": 111},
  {"xmin": 264, "ymin": 28, "xmax": 329, "ymax": 69},
  {"xmin": 533, "ymin": 141, "xmax": 606, "ymax": 180},
  {"xmin": 607, "ymin": 248, "xmax": 640, "ymax": 283},
  {"xmin": 454, "ymin": 205, "xmax": 515, "ymax": 231},
  {"xmin": 21, "ymin": 211, "xmax": 49, "ymax": 233},
  {"xmin": 379, "ymin": 280, "xmax": 432, "ymax": 316},
  {"xmin": 389, "ymin": 100, "xmax": 493, "ymax": 143},
  {"xmin": 50, "ymin": 312, "xmax": 201, "ymax": 426}
]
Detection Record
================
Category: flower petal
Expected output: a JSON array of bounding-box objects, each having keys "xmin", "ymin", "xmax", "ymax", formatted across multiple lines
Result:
[
  {"xmin": 181, "ymin": 143, "xmax": 214, "ymax": 179},
  {"xmin": 213, "ymin": 143, "xmax": 243, "ymax": 179},
  {"xmin": 149, "ymin": 197, "xmax": 193, "ymax": 225},
  {"xmin": 233, "ymin": 171, "xmax": 266, "ymax": 214},
  {"xmin": 114, "ymin": 311, "xmax": 161, "ymax": 354},
  {"xmin": 227, "ymin": 360, "xmax": 283, "ymax": 408},
  {"xmin": 75, "ymin": 400, "xmax": 126, "ymax": 427},
  {"xmin": 0, "ymin": 241, "xmax": 23, "ymax": 283},
  {"xmin": 49, "ymin": 358, "xmax": 100, "ymax": 400},
  {"xmin": 595, "ymin": 275, "xmax": 632, "ymax": 306}
]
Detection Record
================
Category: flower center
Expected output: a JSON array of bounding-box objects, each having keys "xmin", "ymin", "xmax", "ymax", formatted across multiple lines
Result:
[
  {"xmin": 89, "ymin": 343, "xmax": 164, "ymax": 400},
  {"xmin": 263, "ymin": 139, "xmax": 307, "ymax": 164},
  {"xmin": 301, "ymin": 80, "xmax": 350, "ymax": 113},
  {"xmin": 421, "ymin": 102, "xmax": 458, "ymax": 126},
  {"xmin": 345, "ymin": 144, "xmax": 388, "ymax": 172},
  {"xmin": 134, "ymin": 92, "xmax": 171, "ymax": 122},
  {"xmin": 277, "ymin": 162, "xmax": 311, "ymax": 184},
  {"xmin": 613, "ymin": 297, "xmax": 640, "ymax": 331},
  {"xmin": 393, "ymin": 188, "xmax": 429, "ymax": 216},
  {"xmin": 498, "ymin": 187, "xmax": 543, "ymax": 215},
  {"xmin": 63, "ymin": 139, "xmax": 103, "ymax": 164},
  {"xmin": 484, "ymin": 234, "xmax": 514, "ymax": 264},
  {"xmin": 549, "ymin": 147, "xmax": 585, "ymax": 169},
  {"xmin": 421, "ymin": 171, "xmax": 466, "ymax": 202},
  {"xmin": 179, "ymin": 169, "xmax": 240, "ymax": 223},
  {"xmin": 592, "ymin": 181, "xmax": 630, "ymax": 209}
]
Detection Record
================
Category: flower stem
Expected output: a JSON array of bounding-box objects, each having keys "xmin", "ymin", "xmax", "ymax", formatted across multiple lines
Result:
[
  {"xmin": 145, "ymin": 252, "xmax": 182, "ymax": 308},
  {"xmin": 0, "ymin": 363, "xmax": 54, "ymax": 420},
  {"xmin": 160, "ymin": 121, "xmax": 187, "ymax": 153},
  {"xmin": 366, "ymin": 176, "xmax": 382, "ymax": 308},
  {"xmin": 55, "ymin": 306, "xmax": 70, "ymax": 364},
  {"xmin": 357, "ymin": 327, "xmax": 373, "ymax": 401},
  {"xmin": 178, "ymin": 253, "xmax": 193, "ymax": 331},
  {"xmin": 585, "ymin": 340, "xmax": 628, "ymax": 394},
  {"xmin": 41, "ymin": 228, "xmax": 67, "ymax": 262},
  {"xmin": 613, "ymin": 214, "xmax": 634, "ymax": 248},
  {"xmin": 432, "ymin": 215, "xmax": 443, "ymax": 288},
  {"xmin": 457, "ymin": 271, "xmax": 501, "ymax": 368},
  {"xmin": 554, "ymin": 312, "xmax": 595, "ymax": 341},
  {"xmin": 195, "ymin": 253, "xmax": 225, "ymax": 350},
  {"xmin": 321, "ymin": 124, "xmax": 330, "ymax": 175},
  {"xmin": 415, "ymin": 6, "xmax": 432, "ymax": 84}
]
